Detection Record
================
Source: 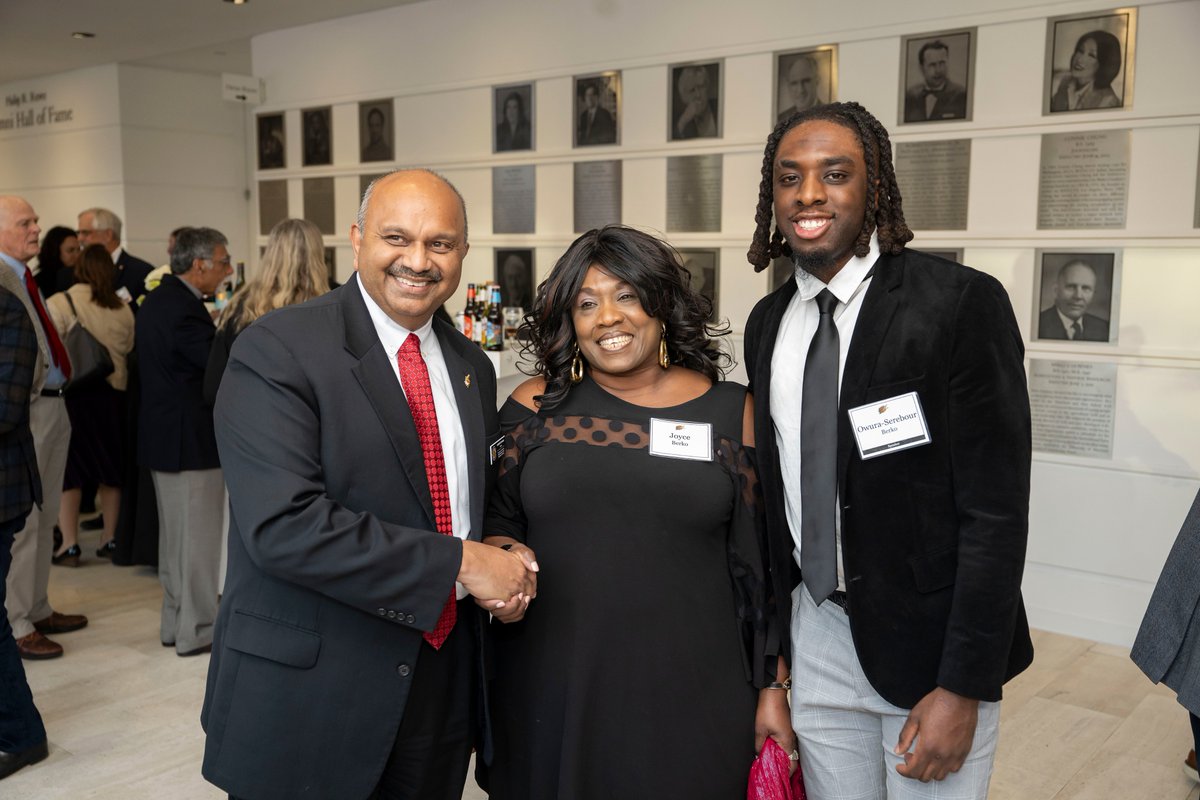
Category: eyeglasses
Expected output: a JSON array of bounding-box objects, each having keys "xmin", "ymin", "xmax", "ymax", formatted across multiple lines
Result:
[{"xmin": 206, "ymin": 257, "xmax": 233, "ymax": 268}]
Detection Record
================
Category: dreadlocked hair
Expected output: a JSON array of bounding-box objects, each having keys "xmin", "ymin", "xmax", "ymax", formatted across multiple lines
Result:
[
  {"xmin": 517, "ymin": 225, "xmax": 731, "ymax": 411},
  {"xmin": 746, "ymin": 101, "xmax": 913, "ymax": 272}
]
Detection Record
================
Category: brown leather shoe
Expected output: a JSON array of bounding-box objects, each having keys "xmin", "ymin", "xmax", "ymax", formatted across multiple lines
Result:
[
  {"xmin": 16, "ymin": 632, "xmax": 63, "ymax": 660},
  {"xmin": 33, "ymin": 612, "xmax": 88, "ymax": 635}
]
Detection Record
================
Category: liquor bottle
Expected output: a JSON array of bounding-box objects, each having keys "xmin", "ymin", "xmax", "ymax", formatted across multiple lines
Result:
[
  {"xmin": 486, "ymin": 285, "xmax": 503, "ymax": 351},
  {"xmin": 234, "ymin": 261, "xmax": 246, "ymax": 291},
  {"xmin": 462, "ymin": 283, "xmax": 476, "ymax": 343},
  {"xmin": 476, "ymin": 284, "xmax": 490, "ymax": 347}
]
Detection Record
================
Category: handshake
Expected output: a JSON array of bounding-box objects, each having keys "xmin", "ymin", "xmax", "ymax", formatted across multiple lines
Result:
[{"xmin": 459, "ymin": 537, "xmax": 540, "ymax": 623}]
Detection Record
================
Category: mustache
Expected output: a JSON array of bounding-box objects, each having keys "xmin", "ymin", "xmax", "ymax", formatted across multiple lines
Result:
[{"xmin": 385, "ymin": 263, "xmax": 443, "ymax": 283}]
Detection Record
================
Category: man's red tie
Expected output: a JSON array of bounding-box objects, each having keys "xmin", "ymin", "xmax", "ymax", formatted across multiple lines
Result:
[
  {"xmin": 397, "ymin": 333, "xmax": 456, "ymax": 649},
  {"xmin": 22, "ymin": 268, "xmax": 71, "ymax": 380}
]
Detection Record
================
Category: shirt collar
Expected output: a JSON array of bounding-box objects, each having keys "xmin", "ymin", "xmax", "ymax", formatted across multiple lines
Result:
[
  {"xmin": 112, "ymin": 245, "xmax": 125, "ymax": 264},
  {"xmin": 0, "ymin": 251, "xmax": 29, "ymax": 278},
  {"xmin": 792, "ymin": 232, "xmax": 880, "ymax": 304},
  {"xmin": 356, "ymin": 274, "xmax": 439, "ymax": 358}
]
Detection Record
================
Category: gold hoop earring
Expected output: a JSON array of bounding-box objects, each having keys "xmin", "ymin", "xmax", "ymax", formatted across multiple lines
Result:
[
  {"xmin": 571, "ymin": 345, "xmax": 585, "ymax": 384},
  {"xmin": 659, "ymin": 323, "xmax": 670, "ymax": 370}
]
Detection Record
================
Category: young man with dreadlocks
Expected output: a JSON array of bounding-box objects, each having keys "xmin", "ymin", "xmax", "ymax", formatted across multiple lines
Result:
[{"xmin": 743, "ymin": 102, "xmax": 1033, "ymax": 798}]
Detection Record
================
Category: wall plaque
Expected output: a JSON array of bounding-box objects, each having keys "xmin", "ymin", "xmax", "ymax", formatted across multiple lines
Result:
[{"xmin": 1037, "ymin": 130, "xmax": 1130, "ymax": 229}]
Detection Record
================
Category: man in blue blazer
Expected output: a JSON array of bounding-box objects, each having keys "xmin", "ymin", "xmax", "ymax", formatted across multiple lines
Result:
[
  {"xmin": 743, "ymin": 103, "xmax": 1032, "ymax": 798},
  {"xmin": 201, "ymin": 171, "xmax": 536, "ymax": 799}
]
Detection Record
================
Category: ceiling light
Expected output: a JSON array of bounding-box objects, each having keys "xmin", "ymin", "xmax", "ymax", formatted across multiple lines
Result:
[
  {"xmin": 71, "ymin": 32, "xmax": 96, "ymax": 39},
  {"xmin": 223, "ymin": 0, "xmax": 249, "ymax": 4}
]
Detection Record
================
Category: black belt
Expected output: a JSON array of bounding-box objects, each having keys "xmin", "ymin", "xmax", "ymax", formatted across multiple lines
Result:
[
  {"xmin": 40, "ymin": 387, "xmax": 66, "ymax": 398},
  {"xmin": 826, "ymin": 590, "xmax": 849, "ymax": 613}
]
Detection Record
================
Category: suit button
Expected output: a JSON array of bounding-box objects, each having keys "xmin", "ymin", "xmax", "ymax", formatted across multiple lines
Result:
[
  {"xmin": 405, "ymin": 614, "xmax": 415, "ymax": 624},
  {"xmin": 377, "ymin": 608, "xmax": 386, "ymax": 616},
  {"xmin": 397, "ymin": 664, "xmax": 411, "ymax": 677},
  {"xmin": 387, "ymin": 610, "xmax": 396, "ymax": 619}
]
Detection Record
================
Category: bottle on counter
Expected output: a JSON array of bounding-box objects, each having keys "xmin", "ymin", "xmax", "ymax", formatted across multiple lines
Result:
[
  {"xmin": 486, "ymin": 284, "xmax": 503, "ymax": 351},
  {"xmin": 461, "ymin": 283, "xmax": 477, "ymax": 342}
]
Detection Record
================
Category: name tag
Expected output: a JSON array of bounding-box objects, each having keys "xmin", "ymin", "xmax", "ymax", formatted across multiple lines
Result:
[
  {"xmin": 847, "ymin": 392, "xmax": 931, "ymax": 460},
  {"xmin": 489, "ymin": 436, "xmax": 505, "ymax": 465},
  {"xmin": 648, "ymin": 418, "xmax": 712, "ymax": 461}
]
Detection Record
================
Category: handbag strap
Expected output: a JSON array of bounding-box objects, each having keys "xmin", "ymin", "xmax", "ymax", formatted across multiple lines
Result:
[{"xmin": 62, "ymin": 290, "xmax": 85, "ymax": 331}]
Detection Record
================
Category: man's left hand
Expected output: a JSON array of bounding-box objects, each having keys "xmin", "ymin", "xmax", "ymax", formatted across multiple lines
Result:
[{"xmin": 894, "ymin": 687, "xmax": 978, "ymax": 782}]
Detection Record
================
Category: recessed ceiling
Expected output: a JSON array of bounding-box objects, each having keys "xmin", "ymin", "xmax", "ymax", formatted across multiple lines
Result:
[{"xmin": 0, "ymin": 0, "xmax": 423, "ymax": 84}]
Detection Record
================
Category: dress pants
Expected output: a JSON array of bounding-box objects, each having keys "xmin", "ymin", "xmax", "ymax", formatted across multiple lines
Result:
[
  {"xmin": 151, "ymin": 469, "xmax": 223, "ymax": 654},
  {"xmin": 6, "ymin": 397, "xmax": 69, "ymax": 638},
  {"xmin": 0, "ymin": 516, "xmax": 46, "ymax": 752},
  {"xmin": 790, "ymin": 585, "xmax": 1001, "ymax": 800}
]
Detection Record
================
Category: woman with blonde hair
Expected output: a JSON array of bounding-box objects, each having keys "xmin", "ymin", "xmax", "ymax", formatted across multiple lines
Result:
[{"xmin": 204, "ymin": 218, "xmax": 330, "ymax": 403}]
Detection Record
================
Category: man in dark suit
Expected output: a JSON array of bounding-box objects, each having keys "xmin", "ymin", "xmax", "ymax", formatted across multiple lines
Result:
[
  {"xmin": 201, "ymin": 170, "xmax": 537, "ymax": 799},
  {"xmin": 576, "ymin": 80, "xmax": 616, "ymax": 145},
  {"xmin": 903, "ymin": 40, "xmax": 968, "ymax": 122},
  {"xmin": 0, "ymin": 285, "xmax": 48, "ymax": 780},
  {"xmin": 1037, "ymin": 259, "xmax": 1110, "ymax": 341},
  {"xmin": 743, "ymin": 103, "xmax": 1031, "ymax": 798},
  {"xmin": 77, "ymin": 207, "xmax": 154, "ymax": 307},
  {"xmin": 136, "ymin": 227, "xmax": 231, "ymax": 657}
]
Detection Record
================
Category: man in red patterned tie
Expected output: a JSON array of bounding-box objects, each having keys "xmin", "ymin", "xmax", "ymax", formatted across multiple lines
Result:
[
  {"xmin": 0, "ymin": 196, "xmax": 88, "ymax": 663},
  {"xmin": 202, "ymin": 170, "xmax": 538, "ymax": 800}
]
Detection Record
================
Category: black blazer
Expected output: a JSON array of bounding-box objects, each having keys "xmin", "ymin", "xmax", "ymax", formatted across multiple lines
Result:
[
  {"xmin": 1037, "ymin": 306, "xmax": 1110, "ymax": 342},
  {"xmin": 744, "ymin": 248, "xmax": 1034, "ymax": 709},
  {"xmin": 577, "ymin": 105, "xmax": 616, "ymax": 145},
  {"xmin": 135, "ymin": 274, "xmax": 219, "ymax": 472},
  {"xmin": 200, "ymin": 277, "xmax": 500, "ymax": 799},
  {"xmin": 0, "ymin": 286, "xmax": 41, "ymax": 525}
]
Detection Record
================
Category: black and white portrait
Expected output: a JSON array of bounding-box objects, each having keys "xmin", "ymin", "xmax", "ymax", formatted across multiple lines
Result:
[
  {"xmin": 359, "ymin": 100, "xmax": 394, "ymax": 163},
  {"xmin": 494, "ymin": 83, "xmax": 534, "ymax": 153},
  {"xmin": 670, "ymin": 61, "xmax": 722, "ymax": 141},
  {"xmin": 495, "ymin": 249, "xmax": 535, "ymax": 312},
  {"xmin": 900, "ymin": 29, "xmax": 975, "ymax": 124},
  {"xmin": 574, "ymin": 72, "xmax": 620, "ymax": 147},
  {"xmin": 678, "ymin": 248, "xmax": 719, "ymax": 321},
  {"xmin": 257, "ymin": 113, "xmax": 285, "ymax": 170},
  {"xmin": 302, "ymin": 106, "xmax": 332, "ymax": 167},
  {"xmin": 774, "ymin": 47, "xmax": 837, "ymax": 125},
  {"xmin": 1034, "ymin": 250, "xmax": 1120, "ymax": 343},
  {"xmin": 1044, "ymin": 9, "xmax": 1136, "ymax": 115}
]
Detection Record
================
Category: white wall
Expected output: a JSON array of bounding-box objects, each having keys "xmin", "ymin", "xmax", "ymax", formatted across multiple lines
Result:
[
  {"xmin": 0, "ymin": 64, "xmax": 250, "ymax": 269},
  {"xmin": 248, "ymin": 0, "xmax": 1200, "ymax": 647}
]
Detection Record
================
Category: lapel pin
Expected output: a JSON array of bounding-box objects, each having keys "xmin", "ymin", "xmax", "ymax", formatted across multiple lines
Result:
[{"xmin": 464, "ymin": 373, "xmax": 471, "ymax": 388}]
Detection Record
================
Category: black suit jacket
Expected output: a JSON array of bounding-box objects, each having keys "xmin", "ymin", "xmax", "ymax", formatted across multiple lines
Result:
[
  {"xmin": 116, "ymin": 250, "xmax": 154, "ymax": 308},
  {"xmin": 0, "ymin": 286, "xmax": 41, "ymax": 525},
  {"xmin": 1037, "ymin": 307, "xmax": 1110, "ymax": 342},
  {"xmin": 135, "ymin": 274, "xmax": 219, "ymax": 472},
  {"xmin": 744, "ymin": 249, "xmax": 1033, "ymax": 708},
  {"xmin": 200, "ymin": 277, "xmax": 500, "ymax": 799},
  {"xmin": 577, "ymin": 105, "xmax": 616, "ymax": 145}
]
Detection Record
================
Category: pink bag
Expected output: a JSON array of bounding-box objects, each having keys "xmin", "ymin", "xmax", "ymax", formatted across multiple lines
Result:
[{"xmin": 747, "ymin": 737, "xmax": 806, "ymax": 800}]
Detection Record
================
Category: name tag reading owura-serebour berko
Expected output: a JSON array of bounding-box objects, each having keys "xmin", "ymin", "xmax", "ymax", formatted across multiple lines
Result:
[
  {"xmin": 847, "ymin": 391, "xmax": 932, "ymax": 460},
  {"xmin": 649, "ymin": 418, "xmax": 713, "ymax": 461}
]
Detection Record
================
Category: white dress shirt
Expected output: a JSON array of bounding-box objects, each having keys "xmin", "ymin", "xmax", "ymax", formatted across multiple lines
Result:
[
  {"xmin": 770, "ymin": 234, "xmax": 881, "ymax": 592},
  {"xmin": 358, "ymin": 279, "xmax": 470, "ymax": 598}
]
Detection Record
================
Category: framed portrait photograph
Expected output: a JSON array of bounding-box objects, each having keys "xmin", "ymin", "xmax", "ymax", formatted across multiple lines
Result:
[
  {"xmin": 257, "ymin": 113, "xmax": 285, "ymax": 170},
  {"xmin": 768, "ymin": 256, "xmax": 794, "ymax": 292},
  {"xmin": 1044, "ymin": 8, "xmax": 1137, "ymax": 115},
  {"xmin": 359, "ymin": 99, "xmax": 394, "ymax": 163},
  {"xmin": 301, "ymin": 106, "xmax": 332, "ymax": 167},
  {"xmin": 574, "ymin": 71, "xmax": 621, "ymax": 148},
  {"xmin": 494, "ymin": 83, "xmax": 534, "ymax": 153},
  {"xmin": 1033, "ymin": 249, "xmax": 1122, "ymax": 344},
  {"xmin": 669, "ymin": 60, "xmax": 723, "ymax": 141},
  {"xmin": 899, "ymin": 28, "xmax": 975, "ymax": 124},
  {"xmin": 773, "ymin": 46, "xmax": 838, "ymax": 126},
  {"xmin": 677, "ymin": 248, "xmax": 719, "ymax": 321},
  {"xmin": 495, "ymin": 248, "xmax": 535, "ymax": 312}
]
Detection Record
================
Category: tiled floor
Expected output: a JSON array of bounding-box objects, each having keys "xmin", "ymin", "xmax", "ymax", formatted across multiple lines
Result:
[{"xmin": 4, "ymin": 537, "xmax": 1196, "ymax": 799}]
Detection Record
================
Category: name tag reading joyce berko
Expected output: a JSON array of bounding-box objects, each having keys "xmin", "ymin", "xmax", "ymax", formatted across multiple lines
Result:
[
  {"xmin": 649, "ymin": 418, "xmax": 713, "ymax": 461},
  {"xmin": 847, "ymin": 392, "xmax": 931, "ymax": 460}
]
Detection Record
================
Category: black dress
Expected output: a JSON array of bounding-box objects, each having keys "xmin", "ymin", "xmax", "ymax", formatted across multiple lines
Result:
[{"xmin": 485, "ymin": 376, "xmax": 775, "ymax": 800}]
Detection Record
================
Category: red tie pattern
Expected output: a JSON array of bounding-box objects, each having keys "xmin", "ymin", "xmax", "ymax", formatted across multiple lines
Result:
[
  {"xmin": 397, "ymin": 333, "xmax": 456, "ymax": 649},
  {"xmin": 22, "ymin": 267, "xmax": 72, "ymax": 380}
]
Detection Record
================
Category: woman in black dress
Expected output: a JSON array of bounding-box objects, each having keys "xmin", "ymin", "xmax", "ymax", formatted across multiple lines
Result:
[{"xmin": 480, "ymin": 225, "xmax": 795, "ymax": 799}]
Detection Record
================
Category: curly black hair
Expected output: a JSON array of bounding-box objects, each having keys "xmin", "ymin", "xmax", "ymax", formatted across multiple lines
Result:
[
  {"xmin": 746, "ymin": 101, "xmax": 913, "ymax": 272},
  {"xmin": 519, "ymin": 225, "xmax": 731, "ymax": 410}
]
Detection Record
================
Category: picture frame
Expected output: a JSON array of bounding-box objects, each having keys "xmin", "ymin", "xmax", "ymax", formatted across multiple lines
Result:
[
  {"xmin": 669, "ymin": 60, "xmax": 723, "ymax": 141},
  {"xmin": 494, "ymin": 248, "xmax": 535, "ymax": 312},
  {"xmin": 899, "ymin": 28, "xmax": 976, "ymax": 124},
  {"xmin": 573, "ymin": 71, "xmax": 621, "ymax": 147},
  {"xmin": 1044, "ymin": 8, "xmax": 1136, "ymax": 115},
  {"xmin": 677, "ymin": 248, "xmax": 720, "ymax": 321},
  {"xmin": 1033, "ymin": 249, "xmax": 1122, "ymax": 344},
  {"xmin": 773, "ymin": 46, "xmax": 838, "ymax": 126},
  {"xmin": 359, "ymin": 99, "xmax": 394, "ymax": 163},
  {"xmin": 257, "ymin": 113, "xmax": 285, "ymax": 170},
  {"xmin": 493, "ymin": 82, "xmax": 535, "ymax": 153},
  {"xmin": 301, "ymin": 106, "xmax": 333, "ymax": 167}
]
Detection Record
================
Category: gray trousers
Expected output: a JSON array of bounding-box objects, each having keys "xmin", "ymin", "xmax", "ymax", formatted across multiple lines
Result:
[
  {"xmin": 6, "ymin": 396, "xmax": 69, "ymax": 638},
  {"xmin": 151, "ymin": 468, "xmax": 223, "ymax": 653}
]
